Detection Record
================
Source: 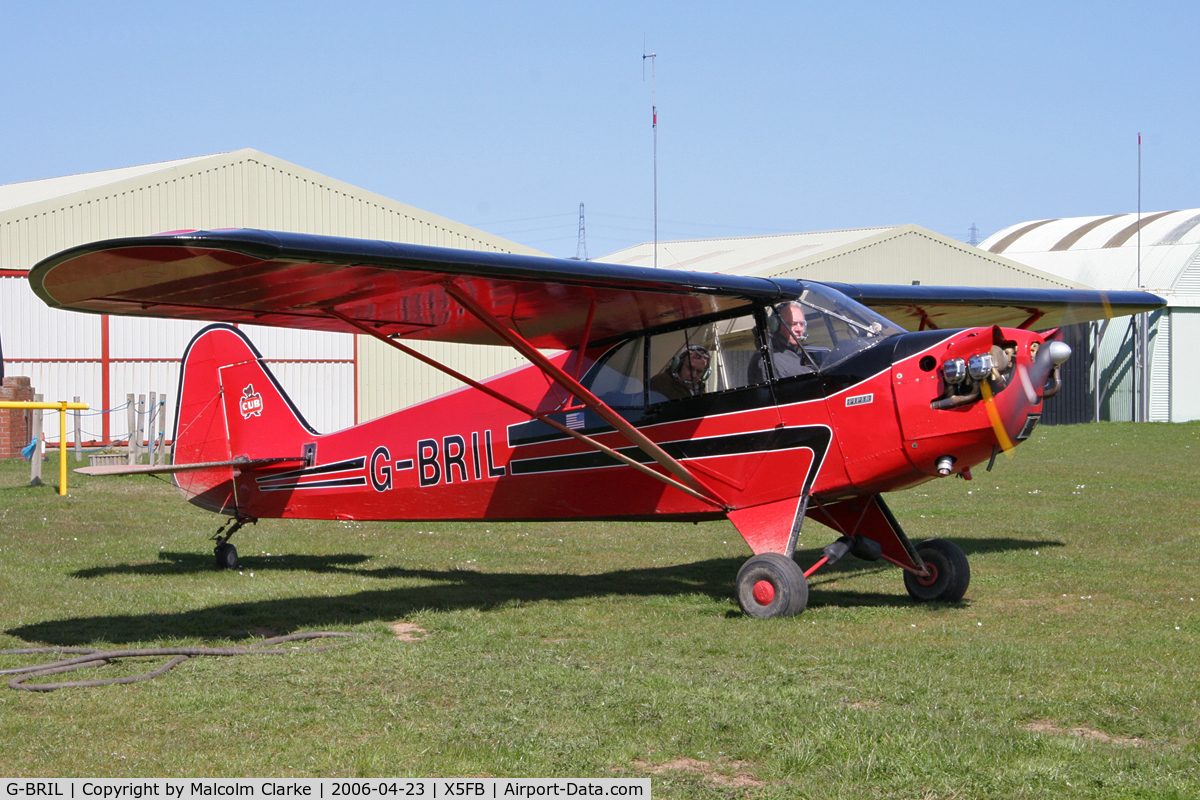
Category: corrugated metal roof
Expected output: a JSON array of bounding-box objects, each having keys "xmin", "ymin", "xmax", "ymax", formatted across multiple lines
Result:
[
  {"xmin": 0, "ymin": 154, "xmax": 216, "ymax": 213},
  {"xmin": 600, "ymin": 227, "xmax": 899, "ymax": 275},
  {"xmin": 987, "ymin": 218, "xmax": 1060, "ymax": 254},
  {"xmin": 0, "ymin": 148, "xmax": 544, "ymax": 272},
  {"xmin": 601, "ymin": 224, "xmax": 1083, "ymax": 290},
  {"xmin": 984, "ymin": 210, "xmax": 1200, "ymax": 253},
  {"xmin": 979, "ymin": 209, "xmax": 1200, "ymax": 297}
]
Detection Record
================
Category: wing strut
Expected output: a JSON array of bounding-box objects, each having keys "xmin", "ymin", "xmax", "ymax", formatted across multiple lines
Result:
[
  {"xmin": 324, "ymin": 308, "xmax": 726, "ymax": 510},
  {"xmin": 442, "ymin": 284, "xmax": 730, "ymax": 508},
  {"xmin": 572, "ymin": 300, "xmax": 597, "ymax": 381},
  {"xmin": 1018, "ymin": 309, "xmax": 1046, "ymax": 330}
]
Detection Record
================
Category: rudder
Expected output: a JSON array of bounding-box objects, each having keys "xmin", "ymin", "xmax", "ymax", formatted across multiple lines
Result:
[{"xmin": 173, "ymin": 324, "xmax": 317, "ymax": 513}]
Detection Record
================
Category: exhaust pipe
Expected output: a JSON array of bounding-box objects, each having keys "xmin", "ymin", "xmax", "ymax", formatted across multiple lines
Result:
[{"xmin": 1026, "ymin": 339, "xmax": 1072, "ymax": 403}]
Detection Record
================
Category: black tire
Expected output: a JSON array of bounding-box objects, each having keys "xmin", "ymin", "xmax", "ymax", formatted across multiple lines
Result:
[
  {"xmin": 904, "ymin": 538, "xmax": 969, "ymax": 603},
  {"xmin": 214, "ymin": 542, "xmax": 239, "ymax": 570},
  {"xmin": 736, "ymin": 552, "xmax": 808, "ymax": 618}
]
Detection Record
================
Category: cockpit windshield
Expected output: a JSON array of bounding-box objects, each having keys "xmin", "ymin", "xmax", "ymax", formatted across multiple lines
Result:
[{"xmin": 765, "ymin": 283, "xmax": 905, "ymax": 373}]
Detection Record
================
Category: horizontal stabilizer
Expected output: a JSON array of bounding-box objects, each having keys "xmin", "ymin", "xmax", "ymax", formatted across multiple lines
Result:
[{"xmin": 75, "ymin": 456, "xmax": 305, "ymax": 477}]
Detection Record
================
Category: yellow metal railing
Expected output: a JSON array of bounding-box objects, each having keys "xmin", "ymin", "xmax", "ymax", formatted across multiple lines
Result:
[{"xmin": 0, "ymin": 400, "xmax": 90, "ymax": 495}]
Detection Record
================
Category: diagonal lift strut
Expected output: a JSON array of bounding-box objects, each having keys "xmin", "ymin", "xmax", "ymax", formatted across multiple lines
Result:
[
  {"xmin": 324, "ymin": 306, "xmax": 727, "ymax": 510},
  {"xmin": 442, "ymin": 284, "xmax": 729, "ymax": 507}
]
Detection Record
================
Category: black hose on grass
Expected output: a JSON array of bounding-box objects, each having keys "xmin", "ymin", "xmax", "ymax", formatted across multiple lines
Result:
[{"xmin": 0, "ymin": 632, "xmax": 367, "ymax": 691}]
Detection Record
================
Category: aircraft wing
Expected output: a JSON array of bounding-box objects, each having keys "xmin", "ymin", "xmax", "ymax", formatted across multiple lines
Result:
[
  {"xmin": 30, "ymin": 229, "xmax": 1164, "ymax": 348},
  {"xmin": 825, "ymin": 283, "xmax": 1163, "ymax": 332},
  {"xmin": 29, "ymin": 229, "xmax": 786, "ymax": 349}
]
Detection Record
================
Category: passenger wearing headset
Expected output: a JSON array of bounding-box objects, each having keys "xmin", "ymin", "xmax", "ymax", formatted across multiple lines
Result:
[
  {"xmin": 649, "ymin": 344, "xmax": 711, "ymax": 401},
  {"xmin": 748, "ymin": 301, "xmax": 815, "ymax": 383}
]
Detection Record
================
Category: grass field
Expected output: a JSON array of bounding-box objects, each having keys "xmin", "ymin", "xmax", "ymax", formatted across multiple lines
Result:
[{"xmin": 0, "ymin": 422, "xmax": 1197, "ymax": 798}]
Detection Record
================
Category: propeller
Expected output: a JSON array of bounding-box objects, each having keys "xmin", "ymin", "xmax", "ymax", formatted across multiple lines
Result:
[{"xmin": 986, "ymin": 336, "xmax": 1073, "ymax": 454}]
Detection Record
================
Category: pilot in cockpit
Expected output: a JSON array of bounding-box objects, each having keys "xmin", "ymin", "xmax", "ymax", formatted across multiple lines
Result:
[
  {"xmin": 649, "ymin": 344, "xmax": 710, "ymax": 401},
  {"xmin": 749, "ymin": 301, "xmax": 816, "ymax": 382}
]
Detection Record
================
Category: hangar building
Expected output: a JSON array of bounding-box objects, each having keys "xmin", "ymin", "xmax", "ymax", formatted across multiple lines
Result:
[
  {"xmin": 601, "ymin": 224, "xmax": 1083, "ymax": 288},
  {"xmin": 0, "ymin": 150, "xmax": 538, "ymax": 446},
  {"xmin": 980, "ymin": 210, "xmax": 1200, "ymax": 423}
]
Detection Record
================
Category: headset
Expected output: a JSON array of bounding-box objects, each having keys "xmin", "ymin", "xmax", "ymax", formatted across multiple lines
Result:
[
  {"xmin": 768, "ymin": 302, "xmax": 809, "ymax": 343},
  {"xmin": 669, "ymin": 344, "xmax": 712, "ymax": 383}
]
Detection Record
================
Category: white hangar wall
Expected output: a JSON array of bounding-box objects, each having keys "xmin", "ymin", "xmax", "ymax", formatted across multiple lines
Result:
[
  {"xmin": 1170, "ymin": 309, "xmax": 1200, "ymax": 422},
  {"xmin": 0, "ymin": 150, "xmax": 541, "ymax": 447}
]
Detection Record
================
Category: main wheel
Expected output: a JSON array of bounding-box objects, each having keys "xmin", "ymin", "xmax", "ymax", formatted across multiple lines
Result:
[
  {"xmin": 214, "ymin": 542, "xmax": 239, "ymax": 570},
  {"xmin": 736, "ymin": 552, "xmax": 808, "ymax": 618},
  {"xmin": 904, "ymin": 538, "xmax": 969, "ymax": 603}
]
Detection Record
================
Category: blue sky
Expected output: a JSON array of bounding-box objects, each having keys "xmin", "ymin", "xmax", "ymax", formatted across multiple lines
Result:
[{"xmin": 1, "ymin": 1, "xmax": 1196, "ymax": 259}]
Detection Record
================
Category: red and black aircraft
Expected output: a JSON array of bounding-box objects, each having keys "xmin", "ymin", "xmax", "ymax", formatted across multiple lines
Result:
[{"xmin": 30, "ymin": 229, "xmax": 1164, "ymax": 617}]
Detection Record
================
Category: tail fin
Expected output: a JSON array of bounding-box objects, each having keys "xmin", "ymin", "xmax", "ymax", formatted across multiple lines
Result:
[{"xmin": 173, "ymin": 324, "xmax": 316, "ymax": 513}]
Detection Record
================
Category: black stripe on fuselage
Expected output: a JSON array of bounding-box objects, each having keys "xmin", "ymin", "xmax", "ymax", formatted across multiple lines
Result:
[
  {"xmin": 254, "ymin": 457, "xmax": 366, "ymax": 485},
  {"xmin": 509, "ymin": 425, "xmax": 832, "ymax": 476},
  {"xmin": 258, "ymin": 477, "xmax": 369, "ymax": 492}
]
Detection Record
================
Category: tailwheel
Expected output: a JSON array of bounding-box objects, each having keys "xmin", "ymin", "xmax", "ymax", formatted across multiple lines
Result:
[
  {"xmin": 736, "ymin": 553, "xmax": 808, "ymax": 619},
  {"xmin": 904, "ymin": 538, "xmax": 970, "ymax": 603},
  {"xmin": 211, "ymin": 515, "xmax": 253, "ymax": 570},
  {"xmin": 214, "ymin": 542, "xmax": 239, "ymax": 570}
]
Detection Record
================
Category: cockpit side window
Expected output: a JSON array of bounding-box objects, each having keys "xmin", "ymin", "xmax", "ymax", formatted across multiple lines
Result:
[
  {"xmin": 759, "ymin": 285, "xmax": 904, "ymax": 375},
  {"xmin": 585, "ymin": 337, "xmax": 646, "ymax": 409},
  {"xmin": 757, "ymin": 302, "xmax": 822, "ymax": 381}
]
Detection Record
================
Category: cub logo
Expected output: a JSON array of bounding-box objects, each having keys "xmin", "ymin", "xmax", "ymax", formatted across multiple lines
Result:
[{"xmin": 240, "ymin": 384, "xmax": 264, "ymax": 419}]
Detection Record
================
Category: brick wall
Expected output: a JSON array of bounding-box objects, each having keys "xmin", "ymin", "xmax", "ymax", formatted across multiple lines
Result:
[{"xmin": 1, "ymin": 377, "xmax": 35, "ymax": 459}]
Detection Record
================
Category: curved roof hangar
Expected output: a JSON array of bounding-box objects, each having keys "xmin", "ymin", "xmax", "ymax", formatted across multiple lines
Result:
[{"xmin": 979, "ymin": 210, "xmax": 1200, "ymax": 297}]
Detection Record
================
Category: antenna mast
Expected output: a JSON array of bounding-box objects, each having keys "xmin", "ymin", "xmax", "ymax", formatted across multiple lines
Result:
[{"xmin": 643, "ymin": 45, "xmax": 658, "ymax": 268}]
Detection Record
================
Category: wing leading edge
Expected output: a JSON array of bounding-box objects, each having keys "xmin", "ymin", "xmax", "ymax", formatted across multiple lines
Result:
[
  {"xmin": 826, "ymin": 283, "xmax": 1164, "ymax": 332},
  {"xmin": 30, "ymin": 229, "xmax": 1164, "ymax": 348}
]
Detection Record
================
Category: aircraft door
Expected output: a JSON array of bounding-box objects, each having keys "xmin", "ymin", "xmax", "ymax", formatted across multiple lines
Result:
[{"xmin": 639, "ymin": 314, "xmax": 791, "ymax": 503}]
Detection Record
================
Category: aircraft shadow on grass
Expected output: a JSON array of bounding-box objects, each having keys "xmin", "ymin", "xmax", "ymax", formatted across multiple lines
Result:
[
  {"xmin": 72, "ymin": 552, "xmax": 375, "ymax": 578},
  {"xmin": 8, "ymin": 537, "xmax": 1062, "ymax": 646}
]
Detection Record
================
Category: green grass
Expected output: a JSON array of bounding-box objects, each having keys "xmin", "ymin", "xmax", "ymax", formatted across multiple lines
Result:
[{"xmin": 0, "ymin": 422, "xmax": 1197, "ymax": 798}]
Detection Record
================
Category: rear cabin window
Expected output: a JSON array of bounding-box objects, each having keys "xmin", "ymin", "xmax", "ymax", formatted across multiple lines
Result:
[
  {"xmin": 645, "ymin": 313, "xmax": 762, "ymax": 404},
  {"xmin": 584, "ymin": 312, "xmax": 764, "ymax": 408}
]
